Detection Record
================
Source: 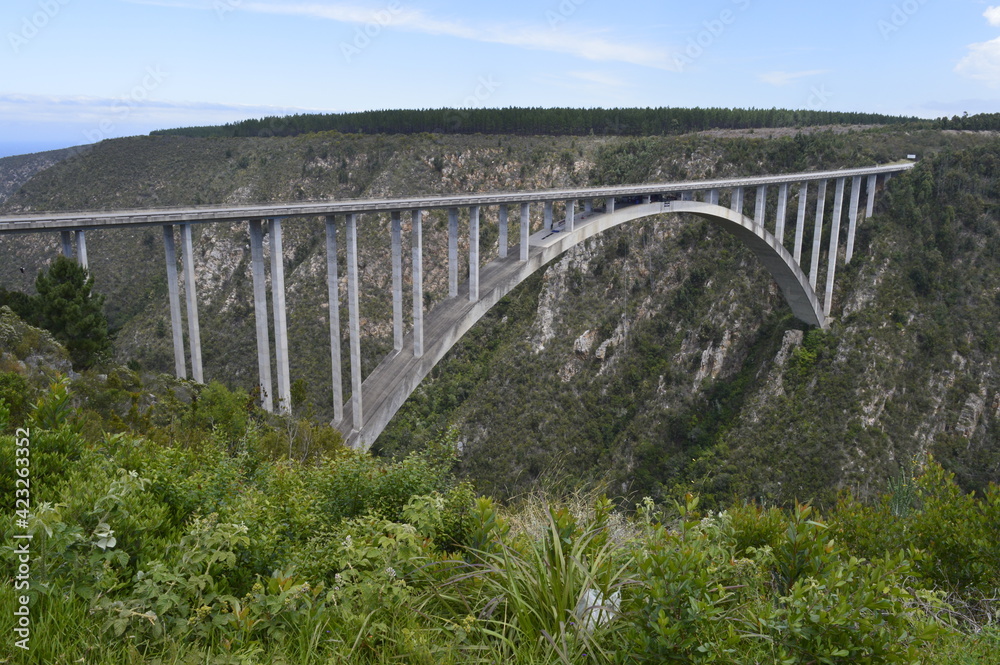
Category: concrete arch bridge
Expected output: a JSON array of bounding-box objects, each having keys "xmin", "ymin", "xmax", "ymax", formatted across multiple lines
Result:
[{"xmin": 0, "ymin": 163, "xmax": 913, "ymax": 449}]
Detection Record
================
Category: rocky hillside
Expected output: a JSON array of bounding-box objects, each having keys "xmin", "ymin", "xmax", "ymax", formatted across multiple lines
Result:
[{"xmin": 0, "ymin": 127, "xmax": 996, "ymax": 506}]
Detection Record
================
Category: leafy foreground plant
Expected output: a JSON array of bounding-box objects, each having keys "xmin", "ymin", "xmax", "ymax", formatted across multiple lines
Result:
[
  {"xmin": 422, "ymin": 496, "xmax": 634, "ymax": 664},
  {"xmin": 622, "ymin": 496, "xmax": 946, "ymax": 664}
]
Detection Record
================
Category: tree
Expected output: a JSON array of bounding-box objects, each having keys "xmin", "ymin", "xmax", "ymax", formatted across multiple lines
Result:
[{"xmin": 33, "ymin": 256, "xmax": 111, "ymax": 369}]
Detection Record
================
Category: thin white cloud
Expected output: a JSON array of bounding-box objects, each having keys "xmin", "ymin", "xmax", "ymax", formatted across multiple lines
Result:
[
  {"xmin": 985, "ymin": 6, "xmax": 1000, "ymax": 27},
  {"xmin": 956, "ymin": 36, "xmax": 1000, "ymax": 86},
  {"xmin": 757, "ymin": 70, "xmax": 827, "ymax": 87},
  {"xmin": 568, "ymin": 71, "xmax": 628, "ymax": 87},
  {"xmin": 118, "ymin": 0, "xmax": 679, "ymax": 70}
]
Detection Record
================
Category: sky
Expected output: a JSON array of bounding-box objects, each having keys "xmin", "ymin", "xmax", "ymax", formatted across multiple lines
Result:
[{"xmin": 0, "ymin": 0, "xmax": 998, "ymax": 158}]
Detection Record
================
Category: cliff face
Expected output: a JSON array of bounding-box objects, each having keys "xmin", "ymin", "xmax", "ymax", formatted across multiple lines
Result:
[{"xmin": 1, "ymin": 129, "xmax": 997, "ymax": 506}]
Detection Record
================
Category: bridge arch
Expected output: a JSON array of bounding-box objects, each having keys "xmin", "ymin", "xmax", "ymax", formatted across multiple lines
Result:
[{"xmin": 339, "ymin": 198, "xmax": 825, "ymax": 449}]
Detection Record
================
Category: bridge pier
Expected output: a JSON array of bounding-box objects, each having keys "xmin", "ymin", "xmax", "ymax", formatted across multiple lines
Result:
[
  {"xmin": 846, "ymin": 176, "xmax": 862, "ymax": 264},
  {"xmin": 584, "ymin": 200, "xmax": 593, "ymax": 214},
  {"xmin": 606, "ymin": 197, "xmax": 616, "ymax": 213},
  {"xmin": 60, "ymin": 231, "xmax": 73, "ymax": 259},
  {"xmin": 162, "ymin": 225, "xmax": 187, "ymax": 380},
  {"xmin": 775, "ymin": 184, "xmax": 789, "ymax": 245},
  {"xmin": 324, "ymin": 216, "xmax": 342, "ymax": 421},
  {"xmin": 824, "ymin": 178, "xmax": 846, "ymax": 316},
  {"xmin": 412, "ymin": 210, "xmax": 424, "ymax": 358},
  {"xmin": 520, "ymin": 202, "xmax": 530, "ymax": 261},
  {"xmin": 392, "ymin": 211, "xmax": 403, "ymax": 352},
  {"xmin": 544, "ymin": 201, "xmax": 553, "ymax": 231},
  {"xmin": 250, "ymin": 220, "xmax": 275, "ymax": 413},
  {"xmin": 754, "ymin": 185, "xmax": 767, "ymax": 227},
  {"xmin": 566, "ymin": 199, "xmax": 576, "ymax": 233},
  {"xmin": 794, "ymin": 183, "xmax": 808, "ymax": 263},
  {"xmin": 730, "ymin": 187, "xmax": 744, "ymax": 215},
  {"xmin": 707, "ymin": 189, "xmax": 720, "ymax": 206},
  {"xmin": 810, "ymin": 180, "xmax": 827, "ymax": 289},
  {"xmin": 498, "ymin": 205, "xmax": 508, "ymax": 259},
  {"xmin": 346, "ymin": 213, "xmax": 363, "ymax": 431},
  {"xmin": 865, "ymin": 174, "xmax": 877, "ymax": 218},
  {"xmin": 448, "ymin": 208, "xmax": 459, "ymax": 297},
  {"xmin": 268, "ymin": 219, "xmax": 290, "ymax": 413},
  {"xmin": 75, "ymin": 231, "xmax": 88, "ymax": 269},
  {"xmin": 470, "ymin": 206, "xmax": 480, "ymax": 301},
  {"xmin": 180, "ymin": 223, "xmax": 204, "ymax": 384}
]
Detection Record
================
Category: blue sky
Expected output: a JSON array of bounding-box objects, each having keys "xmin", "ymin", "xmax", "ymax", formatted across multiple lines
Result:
[{"xmin": 1, "ymin": 0, "xmax": 998, "ymax": 158}]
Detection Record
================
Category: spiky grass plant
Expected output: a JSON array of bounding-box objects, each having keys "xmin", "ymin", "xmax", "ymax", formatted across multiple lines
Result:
[{"xmin": 421, "ymin": 496, "xmax": 635, "ymax": 664}]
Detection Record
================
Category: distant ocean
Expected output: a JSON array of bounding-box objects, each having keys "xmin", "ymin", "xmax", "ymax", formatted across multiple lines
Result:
[{"xmin": 0, "ymin": 141, "xmax": 83, "ymax": 159}]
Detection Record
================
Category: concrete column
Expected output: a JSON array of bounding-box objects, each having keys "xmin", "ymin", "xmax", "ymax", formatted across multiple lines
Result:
[
  {"xmin": 498, "ymin": 204, "xmax": 509, "ymax": 259},
  {"xmin": 60, "ymin": 231, "xmax": 73, "ymax": 258},
  {"xmin": 775, "ymin": 183, "xmax": 789, "ymax": 245},
  {"xmin": 824, "ymin": 178, "xmax": 846, "ymax": 316},
  {"xmin": 566, "ymin": 199, "xmax": 576, "ymax": 233},
  {"xmin": 681, "ymin": 192, "xmax": 694, "ymax": 202},
  {"xmin": 391, "ymin": 211, "xmax": 403, "ymax": 352},
  {"xmin": 162, "ymin": 225, "xmax": 186, "ymax": 380},
  {"xmin": 810, "ymin": 180, "xmax": 827, "ymax": 289},
  {"xmin": 584, "ymin": 200, "xmax": 593, "ymax": 213},
  {"xmin": 754, "ymin": 185, "xmax": 767, "ymax": 227},
  {"xmin": 268, "ymin": 219, "xmax": 290, "ymax": 413},
  {"xmin": 469, "ymin": 206, "xmax": 480, "ymax": 302},
  {"xmin": 412, "ymin": 210, "xmax": 424, "ymax": 358},
  {"xmin": 794, "ymin": 183, "xmax": 808, "ymax": 264},
  {"xmin": 544, "ymin": 201, "xmax": 553, "ymax": 231},
  {"xmin": 520, "ymin": 202, "xmax": 530, "ymax": 262},
  {"xmin": 606, "ymin": 197, "xmax": 616, "ymax": 213},
  {"xmin": 708, "ymin": 189, "xmax": 720, "ymax": 206},
  {"xmin": 324, "ymin": 216, "xmax": 342, "ymax": 422},
  {"xmin": 845, "ymin": 176, "xmax": 862, "ymax": 264},
  {"xmin": 731, "ymin": 187, "xmax": 744, "ymax": 215},
  {"xmin": 865, "ymin": 174, "xmax": 877, "ymax": 218},
  {"xmin": 74, "ymin": 231, "xmax": 88, "ymax": 269},
  {"xmin": 346, "ymin": 213, "xmax": 363, "ymax": 431},
  {"xmin": 643, "ymin": 195, "xmax": 652, "ymax": 204},
  {"xmin": 448, "ymin": 208, "xmax": 459, "ymax": 298},
  {"xmin": 180, "ymin": 223, "xmax": 204, "ymax": 383},
  {"xmin": 249, "ymin": 220, "xmax": 274, "ymax": 413}
]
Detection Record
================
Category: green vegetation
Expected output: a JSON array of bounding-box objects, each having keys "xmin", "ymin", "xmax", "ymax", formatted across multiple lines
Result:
[
  {"xmin": 1, "ymin": 256, "xmax": 111, "ymax": 369},
  {"xmin": 1, "ymin": 360, "xmax": 999, "ymax": 663},
  {"xmin": 152, "ymin": 106, "xmax": 927, "ymax": 139}
]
